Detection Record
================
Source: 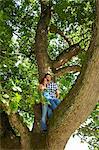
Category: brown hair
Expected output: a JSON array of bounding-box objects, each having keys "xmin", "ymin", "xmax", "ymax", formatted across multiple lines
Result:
[
  {"xmin": 40, "ymin": 77, "xmax": 46, "ymax": 84},
  {"xmin": 40, "ymin": 73, "xmax": 52, "ymax": 84}
]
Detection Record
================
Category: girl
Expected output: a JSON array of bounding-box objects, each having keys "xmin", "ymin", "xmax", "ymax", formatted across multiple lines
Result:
[{"xmin": 39, "ymin": 77, "xmax": 52, "ymax": 131}]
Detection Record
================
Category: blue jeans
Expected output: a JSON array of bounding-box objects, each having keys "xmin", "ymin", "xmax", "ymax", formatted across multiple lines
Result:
[
  {"xmin": 41, "ymin": 97, "xmax": 61, "ymax": 130},
  {"xmin": 48, "ymin": 98, "xmax": 61, "ymax": 110},
  {"xmin": 43, "ymin": 91, "xmax": 61, "ymax": 109},
  {"xmin": 41, "ymin": 104, "xmax": 52, "ymax": 130}
]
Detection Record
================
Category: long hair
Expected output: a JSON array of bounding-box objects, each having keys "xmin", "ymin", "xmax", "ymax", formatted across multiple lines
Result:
[
  {"xmin": 40, "ymin": 73, "xmax": 52, "ymax": 84},
  {"xmin": 40, "ymin": 77, "xmax": 45, "ymax": 84}
]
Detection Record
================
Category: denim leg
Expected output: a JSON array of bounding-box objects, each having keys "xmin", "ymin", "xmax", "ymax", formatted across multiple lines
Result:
[
  {"xmin": 41, "ymin": 104, "xmax": 48, "ymax": 130},
  {"xmin": 49, "ymin": 99, "xmax": 57, "ymax": 110},
  {"xmin": 47, "ymin": 98, "xmax": 61, "ymax": 118},
  {"xmin": 53, "ymin": 98, "xmax": 61, "ymax": 106},
  {"xmin": 47, "ymin": 106, "xmax": 53, "ymax": 118}
]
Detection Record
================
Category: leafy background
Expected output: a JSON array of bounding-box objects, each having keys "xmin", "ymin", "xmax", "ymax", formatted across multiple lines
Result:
[{"xmin": 0, "ymin": 0, "xmax": 98, "ymax": 149}]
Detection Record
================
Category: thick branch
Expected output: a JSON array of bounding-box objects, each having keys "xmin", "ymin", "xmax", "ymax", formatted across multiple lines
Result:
[
  {"xmin": 35, "ymin": 0, "xmax": 52, "ymax": 80},
  {"xmin": 47, "ymin": 1, "xmax": 99, "ymax": 149},
  {"xmin": 54, "ymin": 65, "xmax": 81, "ymax": 77},
  {"xmin": 9, "ymin": 113, "xmax": 31, "ymax": 150},
  {"xmin": 49, "ymin": 24, "xmax": 72, "ymax": 46},
  {"xmin": 52, "ymin": 44, "xmax": 81, "ymax": 69},
  {"xmin": 48, "ymin": 35, "xmax": 99, "ymax": 150}
]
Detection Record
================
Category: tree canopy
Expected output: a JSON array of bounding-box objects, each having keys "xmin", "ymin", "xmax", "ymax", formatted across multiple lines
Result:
[{"xmin": 0, "ymin": 0, "xmax": 99, "ymax": 150}]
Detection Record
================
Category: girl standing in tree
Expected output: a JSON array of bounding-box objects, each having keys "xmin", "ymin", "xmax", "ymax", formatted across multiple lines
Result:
[
  {"xmin": 38, "ymin": 74, "xmax": 60, "ymax": 131},
  {"xmin": 38, "ymin": 77, "xmax": 52, "ymax": 131}
]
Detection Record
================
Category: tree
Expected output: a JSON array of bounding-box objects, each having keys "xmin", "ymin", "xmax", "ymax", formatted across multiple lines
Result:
[{"xmin": 0, "ymin": 0, "xmax": 99, "ymax": 150}]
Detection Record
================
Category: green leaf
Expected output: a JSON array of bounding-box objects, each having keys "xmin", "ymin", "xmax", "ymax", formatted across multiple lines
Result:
[{"xmin": 2, "ymin": 94, "xmax": 9, "ymax": 99}]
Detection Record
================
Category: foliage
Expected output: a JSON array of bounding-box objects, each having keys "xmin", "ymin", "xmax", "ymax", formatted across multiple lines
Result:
[
  {"xmin": 75, "ymin": 103, "xmax": 99, "ymax": 150},
  {"xmin": 0, "ymin": 0, "xmax": 97, "ymax": 148},
  {"xmin": 56, "ymin": 72, "xmax": 80, "ymax": 100}
]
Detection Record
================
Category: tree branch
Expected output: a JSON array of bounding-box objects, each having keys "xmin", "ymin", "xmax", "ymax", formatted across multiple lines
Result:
[
  {"xmin": 34, "ymin": 0, "xmax": 52, "ymax": 80},
  {"xmin": 8, "ymin": 113, "xmax": 31, "ymax": 150},
  {"xmin": 52, "ymin": 44, "xmax": 81, "ymax": 69},
  {"xmin": 49, "ymin": 24, "xmax": 72, "ymax": 46},
  {"xmin": 48, "ymin": 30, "xmax": 99, "ymax": 150},
  {"xmin": 47, "ymin": 1, "xmax": 99, "ymax": 148},
  {"xmin": 54, "ymin": 65, "xmax": 81, "ymax": 77},
  {"xmin": 0, "ymin": 103, "xmax": 8, "ymax": 111}
]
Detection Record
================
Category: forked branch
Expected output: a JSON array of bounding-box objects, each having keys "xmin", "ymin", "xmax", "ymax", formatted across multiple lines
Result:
[
  {"xmin": 54, "ymin": 65, "xmax": 81, "ymax": 77},
  {"xmin": 52, "ymin": 44, "xmax": 81, "ymax": 69}
]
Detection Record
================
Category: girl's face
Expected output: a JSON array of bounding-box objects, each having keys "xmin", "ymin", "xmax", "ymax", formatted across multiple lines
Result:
[
  {"xmin": 46, "ymin": 75, "xmax": 51, "ymax": 82},
  {"xmin": 43, "ymin": 78, "xmax": 48, "ymax": 85}
]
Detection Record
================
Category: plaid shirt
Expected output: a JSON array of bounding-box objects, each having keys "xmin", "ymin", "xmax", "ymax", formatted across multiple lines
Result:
[{"xmin": 46, "ymin": 81, "xmax": 58, "ymax": 98}]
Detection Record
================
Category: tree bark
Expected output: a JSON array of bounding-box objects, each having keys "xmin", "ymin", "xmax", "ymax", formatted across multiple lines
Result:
[
  {"xmin": 52, "ymin": 44, "xmax": 81, "ymax": 69},
  {"xmin": 48, "ymin": 46, "xmax": 99, "ymax": 149},
  {"xmin": 47, "ymin": 1, "xmax": 99, "ymax": 149},
  {"xmin": 34, "ymin": 0, "xmax": 52, "ymax": 80},
  {"xmin": 0, "ymin": 111, "xmax": 12, "ymax": 136},
  {"xmin": 8, "ymin": 113, "xmax": 31, "ymax": 150},
  {"xmin": 54, "ymin": 65, "xmax": 81, "ymax": 77}
]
